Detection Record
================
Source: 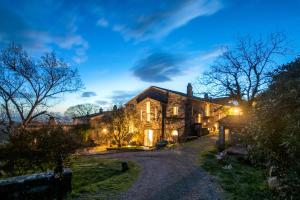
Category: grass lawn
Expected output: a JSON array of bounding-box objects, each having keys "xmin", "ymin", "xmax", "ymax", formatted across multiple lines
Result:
[
  {"xmin": 199, "ymin": 149, "xmax": 273, "ymax": 200},
  {"xmin": 66, "ymin": 156, "xmax": 140, "ymax": 199}
]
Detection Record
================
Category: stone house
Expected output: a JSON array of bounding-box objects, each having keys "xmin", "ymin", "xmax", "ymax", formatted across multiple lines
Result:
[
  {"xmin": 72, "ymin": 110, "xmax": 111, "ymax": 143},
  {"xmin": 125, "ymin": 83, "xmax": 240, "ymax": 147},
  {"xmin": 73, "ymin": 112, "xmax": 104, "ymax": 126}
]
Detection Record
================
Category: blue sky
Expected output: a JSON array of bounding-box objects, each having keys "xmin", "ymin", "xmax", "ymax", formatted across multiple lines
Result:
[{"xmin": 0, "ymin": 0, "xmax": 299, "ymax": 113}]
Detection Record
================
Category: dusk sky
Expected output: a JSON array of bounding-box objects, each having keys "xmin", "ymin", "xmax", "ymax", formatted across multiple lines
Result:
[{"xmin": 0, "ymin": 0, "xmax": 299, "ymax": 113}]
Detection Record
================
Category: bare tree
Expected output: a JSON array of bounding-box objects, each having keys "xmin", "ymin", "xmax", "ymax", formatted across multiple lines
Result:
[
  {"xmin": 195, "ymin": 33, "xmax": 289, "ymax": 110},
  {"xmin": 102, "ymin": 106, "xmax": 139, "ymax": 147},
  {"xmin": 0, "ymin": 43, "xmax": 83, "ymax": 129},
  {"xmin": 64, "ymin": 103, "xmax": 100, "ymax": 118}
]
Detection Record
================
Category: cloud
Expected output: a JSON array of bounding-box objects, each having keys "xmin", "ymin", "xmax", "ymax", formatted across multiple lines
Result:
[
  {"xmin": 97, "ymin": 18, "xmax": 109, "ymax": 27},
  {"xmin": 132, "ymin": 52, "xmax": 185, "ymax": 82},
  {"xmin": 109, "ymin": 90, "xmax": 138, "ymax": 103},
  {"xmin": 81, "ymin": 92, "xmax": 97, "ymax": 98},
  {"xmin": 132, "ymin": 47, "xmax": 224, "ymax": 83},
  {"xmin": 0, "ymin": 1, "xmax": 89, "ymax": 63},
  {"xmin": 198, "ymin": 47, "xmax": 225, "ymax": 61},
  {"xmin": 95, "ymin": 100, "xmax": 109, "ymax": 105},
  {"xmin": 111, "ymin": 0, "xmax": 222, "ymax": 41}
]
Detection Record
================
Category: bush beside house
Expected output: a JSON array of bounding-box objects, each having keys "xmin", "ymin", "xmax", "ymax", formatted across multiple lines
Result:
[{"xmin": 241, "ymin": 58, "xmax": 300, "ymax": 199}]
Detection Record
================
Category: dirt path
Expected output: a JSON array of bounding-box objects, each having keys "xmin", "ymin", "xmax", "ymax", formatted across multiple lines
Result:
[{"xmin": 98, "ymin": 135, "xmax": 224, "ymax": 200}]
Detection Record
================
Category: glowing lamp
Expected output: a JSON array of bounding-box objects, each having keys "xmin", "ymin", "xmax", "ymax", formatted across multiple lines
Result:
[
  {"xmin": 172, "ymin": 130, "xmax": 178, "ymax": 136},
  {"xmin": 233, "ymin": 107, "xmax": 241, "ymax": 115}
]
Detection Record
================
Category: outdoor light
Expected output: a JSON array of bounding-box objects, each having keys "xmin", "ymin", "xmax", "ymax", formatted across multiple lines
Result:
[
  {"xmin": 233, "ymin": 107, "xmax": 241, "ymax": 114},
  {"xmin": 172, "ymin": 130, "xmax": 178, "ymax": 136},
  {"xmin": 102, "ymin": 128, "xmax": 107, "ymax": 133}
]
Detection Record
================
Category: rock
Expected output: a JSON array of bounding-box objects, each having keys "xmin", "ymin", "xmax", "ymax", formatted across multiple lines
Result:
[
  {"xmin": 121, "ymin": 162, "xmax": 129, "ymax": 172},
  {"xmin": 267, "ymin": 176, "xmax": 280, "ymax": 190},
  {"xmin": 222, "ymin": 164, "xmax": 232, "ymax": 170},
  {"xmin": 156, "ymin": 140, "xmax": 168, "ymax": 148},
  {"xmin": 226, "ymin": 146, "xmax": 248, "ymax": 156},
  {"xmin": 215, "ymin": 151, "xmax": 227, "ymax": 160}
]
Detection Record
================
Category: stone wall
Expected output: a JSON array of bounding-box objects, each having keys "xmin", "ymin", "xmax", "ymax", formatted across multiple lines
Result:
[
  {"xmin": 135, "ymin": 98, "xmax": 162, "ymax": 145},
  {"xmin": 0, "ymin": 168, "xmax": 72, "ymax": 200},
  {"xmin": 165, "ymin": 92, "xmax": 186, "ymax": 141}
]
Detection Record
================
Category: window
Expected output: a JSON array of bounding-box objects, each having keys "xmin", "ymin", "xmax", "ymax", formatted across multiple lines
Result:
[
  {"xmin": 154, "ymin": 107, "xmax": 157, "ymax": 120},
  {"xmin": 205, "ymin": 104, "xmax": 210, "ymax": 116},
  {"xmin": 197, "ymin": 113, "xmax": 202, "ymax": 123},
  {"xmin": 146, "ymin": 101, "xmax": 151, "ymax": 121},
  {"xmin": 173, "ymin": 106, "xmax": 179, "ymax": 116},
  {"xmin": 140, "ymin": 110, "xmax": 143, "ymax": 121}
]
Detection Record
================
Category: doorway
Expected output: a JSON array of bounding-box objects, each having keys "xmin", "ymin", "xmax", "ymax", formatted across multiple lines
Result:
[{"xmin": 144, "ymin": 129, "xmax": 153, "ymax": 147}]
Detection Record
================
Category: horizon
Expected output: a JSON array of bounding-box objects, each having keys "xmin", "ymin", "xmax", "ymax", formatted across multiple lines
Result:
[{"xmin": 1, "ymin": 0, "xmax": 299, "ymax": 114}]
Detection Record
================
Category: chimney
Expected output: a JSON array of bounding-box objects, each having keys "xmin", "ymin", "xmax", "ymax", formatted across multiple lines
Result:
[
  {"xmin": 204, "ymin": 93, "xmax": 209, "ymax": 99},
  {"xmin": 99, "ymin": 107, "xmax": 103, "ymax": 114},
  {"xmin": 187, "ymin": 83, "xmax": 193, "ymax": 97},
  {"xmin": 48, "ymin": 116, "xmax": 57, "ymax": 126}
]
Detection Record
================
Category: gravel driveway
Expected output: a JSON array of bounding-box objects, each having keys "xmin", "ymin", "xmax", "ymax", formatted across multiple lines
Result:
[{"xmin": 98, "ymin": 135, "xmax": 224, "ymax": 200}]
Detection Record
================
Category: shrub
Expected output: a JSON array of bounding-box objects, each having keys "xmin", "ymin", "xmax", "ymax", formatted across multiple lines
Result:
[
  {"xmin": 0, "ymin": 126, "xmax": 83, "ymax": 177},
  {"xmin": 242, "ymin": 58, "xmax": 300, "ymax": 199}
]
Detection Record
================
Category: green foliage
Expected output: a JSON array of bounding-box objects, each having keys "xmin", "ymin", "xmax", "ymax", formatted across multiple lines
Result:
[
  {"xmin": 201, "ymin": 150, "xmax": 273, "ymax": 200},
  {"xmin": 73, "ymin": 124, "xmax": 96, "ymax": 145},
  {"xmin": 66, "ymin": 156, "xmax": 140, "ymax": 199},
  {"xmin": 242, "ymin": 57, "xmax": 300, "ymax": 199},
  {"xmin": 0, "ymin": 126, "xmax": 84, "ymax": 178}
]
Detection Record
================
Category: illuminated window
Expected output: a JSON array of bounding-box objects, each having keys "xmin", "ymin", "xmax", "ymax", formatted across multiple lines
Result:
[
  {"xmin": 205, "ymin": 104, "xmax": 210, "ymax": 116},
  {"xmin": 146, "ymin": 101, "xmax": 151, "ymax": 121},
  {"xmin": 173, "ymin": 106, "xmax": 179, "ymax": 116},
  {"xmin": 197, "ymin": 113, "xmax": 202, "ymax": 123},
  {"xmin": 214, "ymin": 123, "xmax": 219, "ymax": 131}
]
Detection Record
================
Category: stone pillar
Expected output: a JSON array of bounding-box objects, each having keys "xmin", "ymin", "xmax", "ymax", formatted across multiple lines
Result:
[
  {"xmin": 187, "ymin": 83, "xmax": 193, "ymax": 97},
  {"xmin": 184, "ymin": 98, "xmax": 193, "ymax": 138},
  {"xmin": 161, "ymin": 102, "xmax": 166, "ymax": 140},
  {"xmin": 218, "ymin": 125, "xmax": 225, "ymax": 151},
  {"xmin": 48, "ymin": 116, "xmax": 57, "ymax": 126},
  {"xmin": 184, "ymin": 83, "xmax": 194, "ymax": 138}
]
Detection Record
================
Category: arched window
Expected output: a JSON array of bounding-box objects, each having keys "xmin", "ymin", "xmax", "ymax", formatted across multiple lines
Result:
[
  {"xmin": 146, "ymin": 101, "xmax": 151, "ymax": 121},
  {"xmin": 173, "ymin": 106, "xmax": 179, "ymax": 116},
  {"xmin": 197, "ymin": 113, "xmax": 202, "ymax": 123}
]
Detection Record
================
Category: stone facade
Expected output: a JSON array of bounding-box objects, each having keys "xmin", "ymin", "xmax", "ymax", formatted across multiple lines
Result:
[
  {"xmin": 71, "ymin": 83, "xmax": 238, "ymax": 147},
  {"xmin": 126, "ymin": 83, "xmax": 234, "ymax": 147}
]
